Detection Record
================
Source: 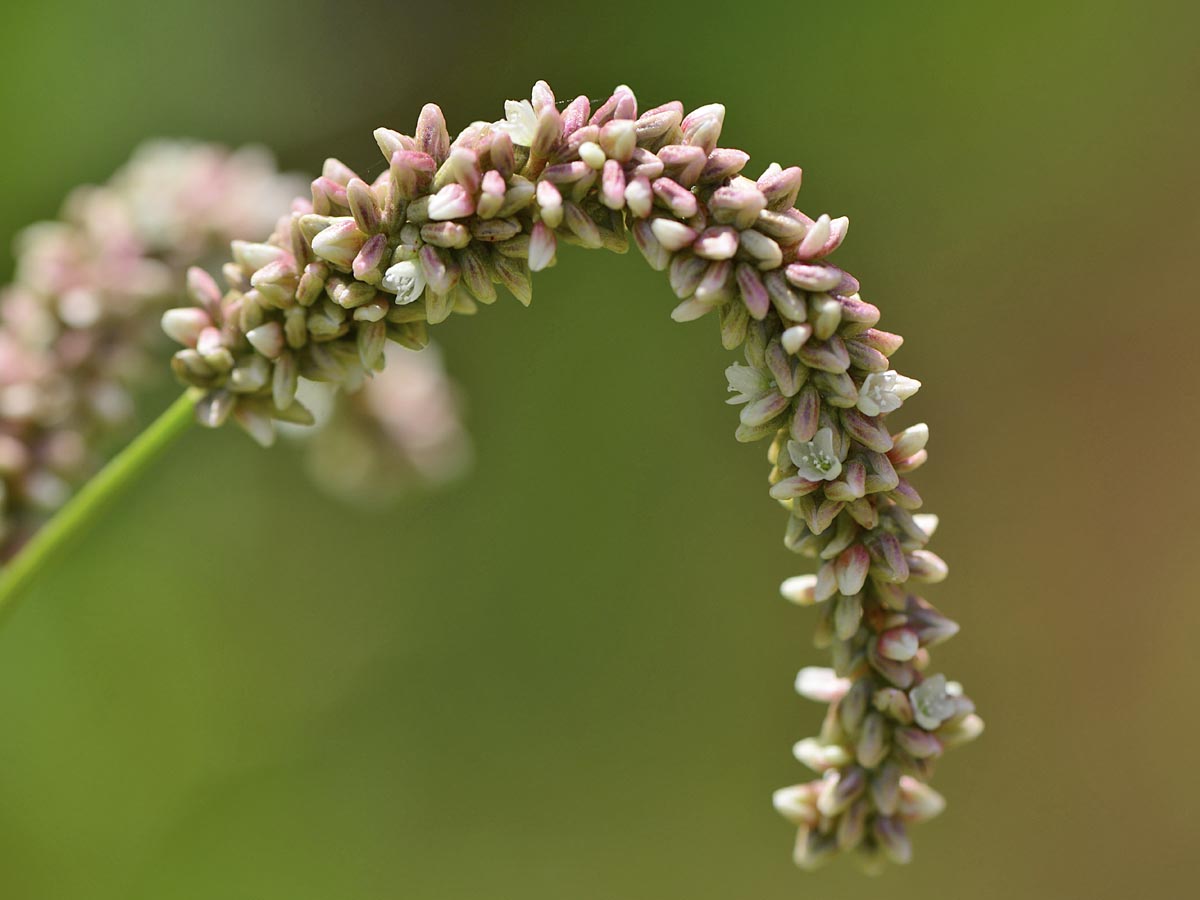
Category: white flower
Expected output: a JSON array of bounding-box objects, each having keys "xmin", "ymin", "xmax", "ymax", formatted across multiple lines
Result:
[
  {"xmin": 787, "ymin": 428, "xmax": 842, "ymax": 481},
  {"xmin": 494, "ymin": 99, "xmax": 537, "ymax": 147},
  {"xmin": 910, "ymin": 674, "xmax": 957, "ymax": 730},
  {"xmin": 381, "ymin": 260, "xmax": 426, "ymax": 305},
  {"xmin": 725, "ymin": 363, "xmax": 771, "ymax": 404},
  {"xmin": 857, "ymin": 370, "xmax": 921, "ymax": 417}
]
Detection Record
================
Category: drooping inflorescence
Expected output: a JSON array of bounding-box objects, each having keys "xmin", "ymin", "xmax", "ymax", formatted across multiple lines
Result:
[
  {"xmin": 161, "ymin": 82, "xmax": 982, "ymax": 869},
  {"xmin": 0, "ymin": 141, "xmax": 468, "ymax": 558}
]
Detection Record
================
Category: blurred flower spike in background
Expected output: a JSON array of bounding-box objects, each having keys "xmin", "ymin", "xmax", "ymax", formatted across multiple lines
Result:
[{"xmin": 0, "ymin": 140, "xmax": 470, "ymax": 558}]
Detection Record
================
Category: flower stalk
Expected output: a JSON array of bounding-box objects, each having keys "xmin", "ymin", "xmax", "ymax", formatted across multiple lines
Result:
[{"xmin": 0, "ymin": 390, "xmax": 197, "ymax": 618}]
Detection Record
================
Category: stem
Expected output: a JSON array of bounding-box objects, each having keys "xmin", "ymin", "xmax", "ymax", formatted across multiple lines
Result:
[{"xmin": 0, "ymin": 390, "xmax": 198, "ymax": 620}]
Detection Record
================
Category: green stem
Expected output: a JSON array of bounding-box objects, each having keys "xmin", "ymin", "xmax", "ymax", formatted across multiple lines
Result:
[{"xmin": 0, "ymin": 390, "xmax": 198, "ymax": 620}]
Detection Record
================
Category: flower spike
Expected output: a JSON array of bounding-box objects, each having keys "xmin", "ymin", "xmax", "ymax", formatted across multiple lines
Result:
[{"xmin": 159, "ymin": 83, "xmax": 981, "ymax": 869}]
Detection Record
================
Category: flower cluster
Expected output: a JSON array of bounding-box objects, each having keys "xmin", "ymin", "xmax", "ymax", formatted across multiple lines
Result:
[
  {"xmin": 0, "ymin": 141, "xmax": 467, "ymax": 558},
  {"xmin": 161, "ymin": 83, "xmax": 981, "ymax": 868}
]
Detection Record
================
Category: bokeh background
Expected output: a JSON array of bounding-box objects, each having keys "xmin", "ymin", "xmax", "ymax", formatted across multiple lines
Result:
[{"xmin": 2, "ymin": 1, "xmax": 1198, "ymax": 897}]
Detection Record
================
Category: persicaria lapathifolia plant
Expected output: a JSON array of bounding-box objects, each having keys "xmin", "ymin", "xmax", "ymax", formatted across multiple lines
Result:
[{"xmin": 160, "ymin": 82, "xmax": 983, "ymax": 870}]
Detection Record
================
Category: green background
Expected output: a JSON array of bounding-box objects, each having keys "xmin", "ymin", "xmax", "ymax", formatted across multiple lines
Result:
[{"xmin": 2, "ymin": 1, "xmax": 1198, "ymax": 897}]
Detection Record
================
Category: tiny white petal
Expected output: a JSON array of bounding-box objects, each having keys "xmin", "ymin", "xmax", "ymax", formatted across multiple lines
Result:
[
  {"xmin": 381, "ymin": 260, "xmax": 427, "ymax": 305},
  {"xmin": 496, "ymin": 99, "xmax": 537, "ymax": 146},
  {"xmin": 813, "ymin": 428, "xmax": 836, "ymax": 457}
]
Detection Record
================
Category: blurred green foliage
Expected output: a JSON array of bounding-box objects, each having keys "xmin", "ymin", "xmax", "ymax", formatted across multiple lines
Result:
[{"xmin": 1, "ymin": 1, "xmax": 1198, "ymax": 897}]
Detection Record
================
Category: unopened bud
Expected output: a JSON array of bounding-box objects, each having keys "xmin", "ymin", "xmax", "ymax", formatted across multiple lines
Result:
[
  {"xmin": 894, "ymin": 727, "xmax": 943, "ymax": 759},
  {"xmin": 246, "ymin": 322, "xmax": 284, "ymax": 359},
  {"xmin": 780, "ymin": 574, "xmax": 818, "ymax": 606},
  {"xmin": 795, "ymin": 667, "xmax": 850, "ymax": 703},
  {"xmin": 878, "ymin": 626, "xmax": 920, "ymax": 662},
  {"xmin": 855, "ymin": 712, "xmax": 890, "ymax": 768},
  {"xmin": 835, "ymin": 544, "xmax": 870, "ymax": 596},
  {"xmin": 897, "ymin": 777, "xmax": 946, "ymax": 823},
  {"xmin": 161, "ymin": 308, "xmax": 212, "ymax": 347},
  {"xmin": 872, "ymin": 816, "xmax": 912, "ymax": 865},
  {"xmin": 816, "ymin": 766, "xmax": 866, "ymax": 817},
  {"xmin": 772, "ymin": 784, "xmax": 819, "ymax": 827},
  {"xmin": 906, "ymin": 549, "xmax": 949, "ymax": 583}
]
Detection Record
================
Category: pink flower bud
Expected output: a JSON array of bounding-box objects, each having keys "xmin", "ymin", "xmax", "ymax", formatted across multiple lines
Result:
[{"xmin": 428, "ymin": 183, "xmax": 476, "ymax": 221}]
